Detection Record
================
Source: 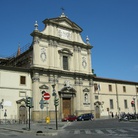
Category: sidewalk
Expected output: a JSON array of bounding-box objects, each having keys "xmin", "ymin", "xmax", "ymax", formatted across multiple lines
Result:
[{"xmin": 0, "ymin": 121, "xmax": 69, "ymax": 136}]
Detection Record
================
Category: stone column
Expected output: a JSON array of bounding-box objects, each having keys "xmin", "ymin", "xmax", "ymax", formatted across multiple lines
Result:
[
  {"xmin": 53, "ymin": 41, "xmax": 58, "ymax": 68},
  {"xmin": 74, "ymin": 46, "xmax": 78, "ymax": 71},
  {"xmin": 88, "ymin": 49, "xmax": 92, "ymax": 74},
  {"xmin": 78, "ymin": 47, "xmax": 81, "ymax": 72},
  {"xmin": 74, "ymin": 77, "xmax": 80, "ymax": 115},
  {"xmin": 32, "ymin": 36, "xmax": 40, "ymax": 66},
  {"xmin": 89, "ymin": 79, "xmax": 95, "ymax": 113},
  {"xmin": 32, "ymin": 72, "xmax": 40, "ymax": 121},
  {"xmin": 49, "ymin": 40, "xmax": 54, "ymax": 68}
]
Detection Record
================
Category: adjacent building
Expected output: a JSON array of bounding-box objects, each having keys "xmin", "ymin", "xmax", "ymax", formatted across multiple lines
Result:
[{"xmin": 0, "ymin": 13, "xmax": 138, "ymax": 122}]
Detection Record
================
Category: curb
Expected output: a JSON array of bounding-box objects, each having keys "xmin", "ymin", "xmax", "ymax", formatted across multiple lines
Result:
[
  {"xmin": 0, "ymin": 127, "xmax": 25, "ymax": 133},
  {"xmin": 0, "ymin": 122, "xmax": 69, "ymax": 134},
  {"xmin": 36, "ymin": 131, "xmax": 58, "ymax": 136}
]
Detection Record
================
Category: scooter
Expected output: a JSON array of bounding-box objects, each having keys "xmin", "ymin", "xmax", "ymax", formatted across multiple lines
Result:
[{"xmin": 118, "ymin": 114, "xmax": 128, "ymax": 121}]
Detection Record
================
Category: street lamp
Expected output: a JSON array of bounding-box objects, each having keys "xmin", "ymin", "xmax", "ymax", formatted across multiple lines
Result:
[{"xmin": 52, "ymin": 84, "xmax": 58, "ymax": 130}]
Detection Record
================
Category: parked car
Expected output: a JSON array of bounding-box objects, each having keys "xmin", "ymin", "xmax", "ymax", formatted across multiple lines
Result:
[
  {"xmin": 62, "ymin": 115, "xmax": 77, "ymax": 122},
  {"xmin": 77, "ymin": 113, "xmax": 94, "ymax": 121}
]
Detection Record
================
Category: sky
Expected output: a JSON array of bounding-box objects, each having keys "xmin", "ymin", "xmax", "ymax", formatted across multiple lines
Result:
[{"xmin": 0, "ymin": 0, "xmax": 138, "ymax": 82}]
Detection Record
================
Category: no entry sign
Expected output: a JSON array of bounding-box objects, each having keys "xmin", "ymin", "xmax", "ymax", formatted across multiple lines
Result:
[{"xmin": 43, "ymin": 93, "xmax": 50, "ymax": 100}]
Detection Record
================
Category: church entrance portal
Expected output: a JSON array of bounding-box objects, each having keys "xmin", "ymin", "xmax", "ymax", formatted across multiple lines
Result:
[
  {"xmin": 63, "ymin": 98, "xmax": 71, "ymax": 118},
  {"xmin": 59, "ymin": 83, "xmax": 76, "ymax": 118}
]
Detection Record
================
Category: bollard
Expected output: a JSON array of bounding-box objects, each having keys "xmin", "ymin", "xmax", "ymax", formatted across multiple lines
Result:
[{"xmin": 46, "ymin": 116, "xmax": 50, "ymax": 124}]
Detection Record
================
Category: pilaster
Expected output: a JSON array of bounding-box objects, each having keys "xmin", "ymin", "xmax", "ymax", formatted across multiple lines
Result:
[{"xmin": 32, "ymin": 33, "xmax": 40, "ymax": 66}]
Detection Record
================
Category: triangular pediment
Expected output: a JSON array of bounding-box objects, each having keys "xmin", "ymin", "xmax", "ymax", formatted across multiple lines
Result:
[
  {"xmin": 83, "ymin": 88, "xmax": 90, "ymax": 92},
  {"xmin": 16, "ymin": 98, "xmax": 26, "ymax": 104},
  {"xmin": 59, "ymin": 21, "xmax": 72, "ymax": 28},
  {"xmin": 43, "ymin": 17, "xmax": 82, "ymax": 32},
  {"xmin": 39, "ymin": 84, "xmax": 49, "ymax": 89}
]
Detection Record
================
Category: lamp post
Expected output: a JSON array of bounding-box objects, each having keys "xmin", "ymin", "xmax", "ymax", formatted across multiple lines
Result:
[{"xmin": 52, "ymin": 84, "xmax": 58, "ymax": 130}]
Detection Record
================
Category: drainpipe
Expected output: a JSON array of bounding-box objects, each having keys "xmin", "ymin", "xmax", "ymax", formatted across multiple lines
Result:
[
  {"xmin": 115, "ymin": 83, "xmax": 120, "ymax": 118},
  {"xmin": 135, "ymin": 85, "xmax": 137, "ymax": 114}
]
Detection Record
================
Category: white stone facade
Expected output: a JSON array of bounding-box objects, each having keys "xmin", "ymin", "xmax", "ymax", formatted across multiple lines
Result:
[
  {"xmin": 0, "ymin": 67, "xmax": 32, "ymax": 121},
  {"xmin": 0, "ymin": 13, "xmax": 138, "ymax": 121}
]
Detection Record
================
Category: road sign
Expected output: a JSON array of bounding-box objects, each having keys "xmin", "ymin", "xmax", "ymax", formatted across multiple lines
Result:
[
  {"xmin": 43, "ymin": 93, "xmax": 50, "ymax": 100},
  {"xmin": 39, "ymin": 98, "xmax": 44, "ymax": 109}
]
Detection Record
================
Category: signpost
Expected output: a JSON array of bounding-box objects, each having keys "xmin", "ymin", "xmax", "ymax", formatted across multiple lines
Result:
[
  {"xmin": 52, "ymin": 84, "xmax": 58, "ymax": 130},
  {"xmin": 42, "ymin": 92, "xmax": 50, "ymax": 123},
  {"xmin": 43, "ymin": 93, "xmax": 50, "ymax": 100}
]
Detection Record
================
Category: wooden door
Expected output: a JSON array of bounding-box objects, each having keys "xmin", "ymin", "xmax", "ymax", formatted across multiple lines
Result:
[
  {"xmin": 19, "ymin": 105, "xmax": 27, "ymax": 124},
  {"xmin": 63, "ymin": 98, "xmax": 71, "ymax": 118},
  {"xmin": 95, "ymin": 106, "xmax": 100, "ymax": 118}
]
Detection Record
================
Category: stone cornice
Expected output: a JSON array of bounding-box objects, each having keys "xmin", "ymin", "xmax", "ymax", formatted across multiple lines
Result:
[
  {"xmin": 31, "ymin": 31, "xmax": 93, "ymax": 49},
  {"xmin": 93, "ymin": 76, "xmax": 138, "ymax": 85},
  {"xmin": 30, "ymin": 66, "xmax": 93, "ymax": 79},
  {"xmin": 0, "ymin": 65, "xmax": 30, "ymax": 73}
]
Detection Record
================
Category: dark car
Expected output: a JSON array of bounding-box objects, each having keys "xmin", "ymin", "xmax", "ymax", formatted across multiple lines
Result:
[
  {"xmin": 77, "ymin": 113, "xmax": 94, "ymax": 121},
  {"xmin": 62, "ymin": 115, "xmax": 77, "ymax": 122}
]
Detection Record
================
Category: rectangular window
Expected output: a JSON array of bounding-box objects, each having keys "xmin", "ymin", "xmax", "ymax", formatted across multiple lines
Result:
[
  {"xmin": 110, "ymin": 99, "xmax": 114, "ymax": 109},
  {"xmin": 124, "ymin": 99, "xmax": 128, "ymax": 109},
  {"xmin": 94, "ymin": 83, "xmax": 98, "ymax": 91},
  {"xmin": 63, "ymin": 56, "xmax": 68, "ymax": 70},
  {"xmin": 123, "ymin": 86, "xmax": 126, "ymax": 92},
  {"xmin": 137, "ymin": 99, "xmax": 138, "ymax": 109},
  {"xmin": 19, "ymin": 91, "xmax": 26, "ymax": 97},
  {"xmin": 109, "ymin": 85, "xmax": 112, "ymax": 92},
  {"xmin": 20, "ymin": 76, "xmax": 26, "ymax": 85},
  {"xmin": 136, "ymin": 87, "xmax": 138, "ymax": 93},
  {"xmin": 95, "ymin": 96, "xmax": 99, "ymax": 100}
]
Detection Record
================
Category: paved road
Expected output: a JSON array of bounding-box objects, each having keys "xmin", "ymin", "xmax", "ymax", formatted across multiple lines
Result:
[
  {"xmin": 0, "ymin": 129, "xmax": 53, "ymax": 138},
  {"xmin": 0, "ymin": 119, "xmax": 138, "ymax": 138},
  {"xmin": 60, "ymin": 119, "xmax": 138, "ymax": 138},
  {"xmin": 61, "ymin": 127, "xmax": 138, "ymax": 136}
]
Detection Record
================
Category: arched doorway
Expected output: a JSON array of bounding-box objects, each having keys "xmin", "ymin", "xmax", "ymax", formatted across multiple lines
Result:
[
  {"xmin": 94, "ymin": 101, "xmax": 101, "ymax": 118},
  {"xmin": 95, "ymin": 106, "xmax": 100, "ymax": 118},
  {"xmin": 19, "ymin": 105, "xmax": 27, "ymax": 124},
  {"xmin": 59, "ymin": 86, "xmax": 76, "ymax": 118}
]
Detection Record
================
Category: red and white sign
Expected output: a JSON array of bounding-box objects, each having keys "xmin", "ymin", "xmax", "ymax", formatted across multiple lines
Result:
[{"xmin": 43, "ymin": 93, "xmax": 50, "ymax": 100}]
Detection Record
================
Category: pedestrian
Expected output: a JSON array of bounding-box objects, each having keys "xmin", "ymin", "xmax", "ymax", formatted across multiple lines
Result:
[
  {"xmin": 115, "ymin": 112, "xmax": 118, "ymax": 118},
  {"xmin": 111, "ymin": 112, "xmax": 114, "ymax": 118}
]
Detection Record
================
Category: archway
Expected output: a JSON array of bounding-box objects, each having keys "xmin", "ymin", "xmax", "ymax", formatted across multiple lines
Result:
[{"xmin": 94, "ymin": 101, "xmax": 101, "ymax": 118}]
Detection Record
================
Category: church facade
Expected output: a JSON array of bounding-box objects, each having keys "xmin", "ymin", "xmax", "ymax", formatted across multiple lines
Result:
[{"xmin": 0, "ymin": 13, "xmax": 138, "ymax": 122}]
